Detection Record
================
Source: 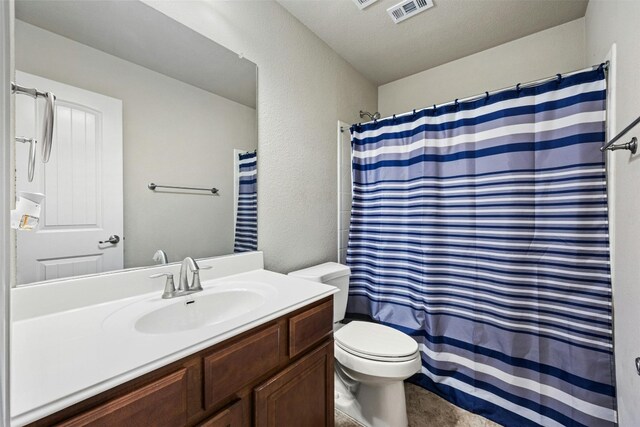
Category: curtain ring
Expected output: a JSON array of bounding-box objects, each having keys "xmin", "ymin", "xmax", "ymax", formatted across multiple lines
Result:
[
  {"xmin": 454, "ymin": 99, "xmax": 459, "ymax": 109},
  {"xmin": 556, "ymin": 73, "xmax": 562, "ymax": 83},
  {"xmin": 516, "ymin": 83, "xmax": 521, "ymax": 93},
  {"xmin": 485, "ymin": 91, "xmax": 489, "ymax": 100},
  {"xmin": 412, "ymin": 109, "xmax": 416, "ymax": 116}
]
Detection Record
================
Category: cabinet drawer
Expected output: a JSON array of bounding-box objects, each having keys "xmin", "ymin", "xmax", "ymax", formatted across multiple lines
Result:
[
  {"xmin": 204, "ymin": 323, "xmax": 281, "ymax": 409},
  {"xmin": 198, "ymin": 400, "xmax": 243, "ymax": 427},
  {"xmin": 57, "ymin": 369, "xmax": 187, "ymax": 427},
  {"xmin": 289, "ymin": 299, "xmax": 333, "ymax": 358}
]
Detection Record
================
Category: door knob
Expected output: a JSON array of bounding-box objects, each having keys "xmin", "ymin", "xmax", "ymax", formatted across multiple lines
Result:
[{"xmin": 99, "ymin": 235, "xmax": 120, "ymax": 245}]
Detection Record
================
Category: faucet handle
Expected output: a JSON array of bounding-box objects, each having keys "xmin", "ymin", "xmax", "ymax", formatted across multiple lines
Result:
[
  {"xmin": 194, "ymin": 265, "xmax": 212, "ymax": 290},
  {"xmin": 190, "ymin": 265, "xmax": 212, "ymax": 292},
  {"xmin": 150, "ymin": 272, "xmax": 176, "ymax": 299}
]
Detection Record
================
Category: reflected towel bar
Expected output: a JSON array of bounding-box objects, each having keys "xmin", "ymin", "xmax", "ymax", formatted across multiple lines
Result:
[
  {"xmin": 11, "ymin": 82, "xmax": 56, "ymax": 163},
  {"xmin": 148, "ymin": 183, "xmax": 219, "ymax": 194}
]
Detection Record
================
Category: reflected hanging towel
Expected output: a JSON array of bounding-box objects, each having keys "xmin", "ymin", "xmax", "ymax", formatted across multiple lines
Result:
[{"xmin": 346, "ymin": 67, "xmax": 616, "ymax": 427}]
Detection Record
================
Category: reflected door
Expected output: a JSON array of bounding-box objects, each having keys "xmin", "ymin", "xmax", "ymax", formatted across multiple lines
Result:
[{"xmin": 15, "ymin": 71, "xmax": 123, "ymax": 285}]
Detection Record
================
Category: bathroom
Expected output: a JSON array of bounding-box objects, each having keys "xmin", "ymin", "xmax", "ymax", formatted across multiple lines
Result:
[{"xmin": 0, "ymin": 0, "xmax": 639, "ymax": 426}]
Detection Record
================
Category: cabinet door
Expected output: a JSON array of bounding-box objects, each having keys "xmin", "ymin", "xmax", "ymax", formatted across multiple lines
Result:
[
  {"xmin": 254, "ymin": 340, "xmax": 334, "ymax": 427},
  {"xmin": 197, "ymin": 400, "xmax": 243, "ymax": 427}
]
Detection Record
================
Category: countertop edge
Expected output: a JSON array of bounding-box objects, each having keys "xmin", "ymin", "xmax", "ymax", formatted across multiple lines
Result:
[{"xmin": 11, "ymin": 288, "xmax": 338, "ymax": 426}]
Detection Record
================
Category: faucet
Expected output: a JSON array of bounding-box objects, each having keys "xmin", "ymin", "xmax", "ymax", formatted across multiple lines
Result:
[
  {"xmin": 150, "ymin": 257, "xmax": 211, "ymax": 299},
  {"xmin": 178, "ymin": 257, "xmax": 205, "ymax": 293}
]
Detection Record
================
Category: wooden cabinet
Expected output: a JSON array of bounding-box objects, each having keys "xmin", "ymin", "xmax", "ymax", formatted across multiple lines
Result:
[
  {"xmin": 288, "ymin": 299, "xmax": 333, "ymax": 358},
  {"xmin": 254, "ymin": 340, "xmax": 334, "ymax": 427},
  {"xmin": 197, "ymin": 400, "xmax": 243, "ymax": 427},
  {"xmin": 30, "ymin": 297, "xmax": 334, "ymax": 427},
  {"xmin": 57, "ymin": 369, "xmax": 188, "ymax": 427},
  {"xmin": 204, "ymin": 323, "xmax": 281, "ymax": 409}
]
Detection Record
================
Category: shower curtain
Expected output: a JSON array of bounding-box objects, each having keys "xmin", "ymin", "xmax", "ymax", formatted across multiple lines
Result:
[
  {"xmin": 233, "ymin": 150, "xmax": 257, "ymax": 252},
  {"xmin": 346, "ymin": 67, "xmax": 616, "ymax": 427}
]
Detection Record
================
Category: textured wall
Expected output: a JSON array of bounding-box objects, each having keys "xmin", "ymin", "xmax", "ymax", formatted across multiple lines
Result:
[
  {"xmin": 15, "ymin": 20, "xmax": 257, "ymax": 269},
  {"xmin": 585, "ymin": 1, "xmax": 640, "ymax": 425},
  {"xmin": 378, "ymin": 18, "xmax": 586, "ymax": 116},
  {"xmin": 145, "ymin": 1, "xmax": 378, "ymax": 273}
]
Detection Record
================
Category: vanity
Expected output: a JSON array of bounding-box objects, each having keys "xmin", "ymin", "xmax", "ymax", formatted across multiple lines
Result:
[
  {"xmin": 11, "ymin": 252, "xmax": 338, "ymax": 426},
  {"xmin": 7, "ymin": 2, "xmax": 339, "ymax": 426}
]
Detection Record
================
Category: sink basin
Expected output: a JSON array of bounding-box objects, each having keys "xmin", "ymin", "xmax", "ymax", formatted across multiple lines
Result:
[{"xmin": 135, "ymin": 289, "xmax": 265, "ymax": 334}]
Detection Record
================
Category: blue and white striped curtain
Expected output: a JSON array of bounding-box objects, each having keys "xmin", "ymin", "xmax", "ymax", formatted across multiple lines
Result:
[
  {"xmin": 346, "ymin": 67, "xmax": 616, "ymax": 427},
  {"xmin": 233, "ymin": 151, "xmax": 257, "ymax": 252}
]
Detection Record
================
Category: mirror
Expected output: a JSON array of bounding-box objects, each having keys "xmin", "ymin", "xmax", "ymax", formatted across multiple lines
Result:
[{"xmin": 12, "ymin": 0, "xmax": 258, "ymax": 286}]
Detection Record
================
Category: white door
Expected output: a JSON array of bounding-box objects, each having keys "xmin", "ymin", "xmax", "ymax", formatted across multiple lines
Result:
[{"xmin": 15, "ymin": 71, "xmax": 123, "ymax": 285}]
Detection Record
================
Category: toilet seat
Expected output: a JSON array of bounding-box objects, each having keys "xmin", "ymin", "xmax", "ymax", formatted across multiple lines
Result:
[
  {"xmin": 334, "ymin": 342, "xmax": 421, "ymax": 380},
  {"xmin": 334, "ymin": 321, "xmax": 419, "ymax": 362},
  {"xmin": 335, "ymin": 341, "xmax": 418, "ymax": 362},
  {"xmin": 333, "ymin": 321, "xmax": 421, "ymax": 380}
]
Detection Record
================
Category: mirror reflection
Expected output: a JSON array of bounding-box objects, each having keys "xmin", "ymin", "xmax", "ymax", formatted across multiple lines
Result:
[{"xmin": 12, "ymin": 0, "xmax": 258, "ymax": 286}]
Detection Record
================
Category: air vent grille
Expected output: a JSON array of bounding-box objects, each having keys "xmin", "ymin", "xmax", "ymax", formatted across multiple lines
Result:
[
  {"xmin": 352, "ymin": 0, "xmax": 379, "ymax": 10},
  {"xmin": 387, "ymin": 0, "xmax": 434, "ymax": 23}
]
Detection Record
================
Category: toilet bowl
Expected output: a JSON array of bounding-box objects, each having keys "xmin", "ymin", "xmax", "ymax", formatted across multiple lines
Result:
[
  {"xmin": 288, "ymin": 263, "xmax": 421, "ymax": 427},
  {"xmin": 334, "ymin": 320, "xmax": 421, "ymax": 427}
]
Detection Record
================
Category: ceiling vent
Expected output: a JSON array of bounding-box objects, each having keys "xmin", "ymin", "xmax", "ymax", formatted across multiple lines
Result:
[
  {"xmin": 352, "ymin": 0, "xmax": 379, "ymax": 10},
  {"xmin": 387, "ymin": 0, "xmax": 434, "ymax": 23}
]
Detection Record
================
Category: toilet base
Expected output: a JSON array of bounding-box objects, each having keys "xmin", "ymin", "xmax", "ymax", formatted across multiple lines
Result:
[{"xmin": 334, "ymin": 371, "xmax": 409, "ymax": 427}]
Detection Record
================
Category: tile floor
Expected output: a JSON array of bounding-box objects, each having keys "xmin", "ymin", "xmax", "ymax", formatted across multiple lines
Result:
[{"xmin": 335, "ymin": 383, "xmax": 500, "ymax": 427}]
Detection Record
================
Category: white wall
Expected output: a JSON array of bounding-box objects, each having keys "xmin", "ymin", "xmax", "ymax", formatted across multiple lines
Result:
[
  {"xmin": 145, "ymin": 1, "xmax": 378, "ymax": 274},
  {"xmin": 585, "ymin": 2, "xmax": 640, "ymax": 425},
  {"xmin": 15, "ymin": 20, "xmax": 257, "ymax": 269},
  {"xmin": 378, "ymin": 18, "xmax": 586, "ymax": 116}
]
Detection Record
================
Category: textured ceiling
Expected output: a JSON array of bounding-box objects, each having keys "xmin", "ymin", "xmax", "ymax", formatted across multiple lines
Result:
[{"xmin": 278, "ymin": 0, "xmax": 588, "ymax": 85}]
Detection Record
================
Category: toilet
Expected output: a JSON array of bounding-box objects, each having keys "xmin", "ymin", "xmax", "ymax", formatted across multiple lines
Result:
[{"xmin": 289, "ymin": 262, "xmax": 421, "ymax": 427}]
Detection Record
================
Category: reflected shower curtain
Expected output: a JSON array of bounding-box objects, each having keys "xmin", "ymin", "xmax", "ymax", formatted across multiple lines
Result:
[
  {"xmin": 346, "ymin": 68, "xmax": 616, "ymax": 426},
  {"xmin": 233, "ymin": 151, "xmax": 257, "ymax": 252}
]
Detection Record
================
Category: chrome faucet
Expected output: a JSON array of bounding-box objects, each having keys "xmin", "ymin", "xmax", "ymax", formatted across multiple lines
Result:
[
  {"xmin": 178, "ymin": 257, "xmax": 205, "ymax": 292},
  {"xmin": 150, "ymin": 257, "xmax": 211, "ymax": 299}
]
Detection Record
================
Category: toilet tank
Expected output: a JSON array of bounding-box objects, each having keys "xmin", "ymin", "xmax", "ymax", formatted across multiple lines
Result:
[{"xmin": 288, "ymin": 262, "xmax": 351, "ymax": 323}]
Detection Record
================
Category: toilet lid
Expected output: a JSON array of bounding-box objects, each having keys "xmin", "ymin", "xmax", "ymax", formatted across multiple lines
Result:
[{"xmin": 334, "ymin": 321, "xmax": 418, "ymax": 360}]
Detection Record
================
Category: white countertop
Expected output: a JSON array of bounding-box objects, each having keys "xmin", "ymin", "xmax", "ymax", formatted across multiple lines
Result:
[{"xmin": 10, "ymin": 267, "xmax": 337, "ymax": 426}]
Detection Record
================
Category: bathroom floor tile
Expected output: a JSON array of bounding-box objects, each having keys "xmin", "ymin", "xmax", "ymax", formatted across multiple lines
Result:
[
  {"xmin": 335, "ymin": 409, "xmax": 365, "ymax": 427},
  {"xmin": 405, "ymin": 383, "xmax": 500, "ymax": 427},
  {"xmin": 335, "ymin": 383, "xmax": 500, "ymax": 427}
]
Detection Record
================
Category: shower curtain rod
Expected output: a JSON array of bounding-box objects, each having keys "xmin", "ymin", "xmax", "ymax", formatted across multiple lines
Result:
[{"xmin": 355, "ymin": 62, "xmax": 609, "ymax": 127}]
